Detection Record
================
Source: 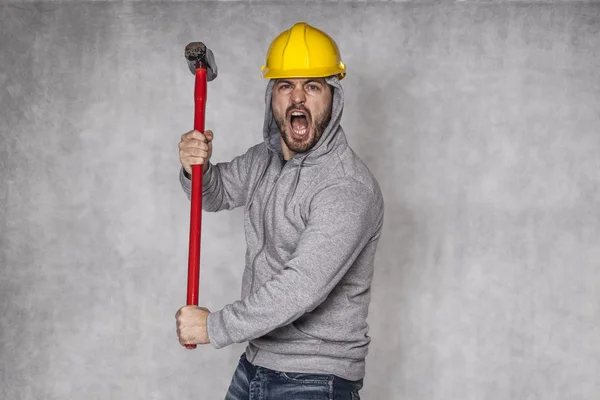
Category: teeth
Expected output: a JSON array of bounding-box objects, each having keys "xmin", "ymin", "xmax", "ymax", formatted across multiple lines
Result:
[
  {"xmin": 292, "ymin": 127, "xmax": 308, "ymax": 135},
  {"xmin": 291, "ymin": 111, "xmax": 305, "ymax": 116}
]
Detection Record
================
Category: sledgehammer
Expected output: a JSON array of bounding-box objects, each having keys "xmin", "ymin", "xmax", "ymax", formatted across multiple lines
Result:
[{"xmin": 183, "ymin": 42, "xmax": 218, "ymax": 349}]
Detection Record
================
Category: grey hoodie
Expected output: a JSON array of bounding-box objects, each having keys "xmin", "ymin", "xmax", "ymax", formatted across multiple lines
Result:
[{"xmin": 179, "ymin": 76, "xmax": 384, "ymax": 381}]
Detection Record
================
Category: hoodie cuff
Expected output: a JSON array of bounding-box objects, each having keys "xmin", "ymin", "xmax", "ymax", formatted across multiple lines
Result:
[
  {"xmin": 202, "ymin": 161, "xmax": 213, "ymax": 191},
  {"xmin": 206, "ymin": 309, "xmax": 233, "ymax": 349},
  {"xmin": 179, "ymin": 163, "xmax": 213, "ymax": 196},
  {"xmin": 179, "ymin": 167, "xmax": 192, "ymax": 194}
]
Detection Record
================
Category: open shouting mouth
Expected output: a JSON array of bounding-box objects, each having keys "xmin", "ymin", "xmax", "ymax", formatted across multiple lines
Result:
[{"xmin": 288, "ymin": 108, "xmax": 311, "ymax": 138}]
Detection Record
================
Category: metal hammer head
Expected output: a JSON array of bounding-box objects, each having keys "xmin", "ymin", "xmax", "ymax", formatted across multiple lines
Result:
[{"xmin": 185, "ymin": 42, "xmax": 218, "ymax": 81}]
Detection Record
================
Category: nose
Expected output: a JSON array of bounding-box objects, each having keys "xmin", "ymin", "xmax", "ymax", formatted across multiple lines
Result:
[{"xmin": 291, "ymin": 85, "xmax": 306, "ymax": 105}]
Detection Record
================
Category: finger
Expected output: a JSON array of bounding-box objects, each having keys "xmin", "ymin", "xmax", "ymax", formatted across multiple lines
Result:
[
  {"xmin": 181, "ymin": 148, "xmax": 208, "ymax": 158},
  {"xmin": 180, "ymin": 335, "xmax": 192, "ymax": 346},
  {"xmin": 187, "ymin": 130, "xmax": 209, "ymax": 142},
  {"xmin": 179, "ymin": 139, "xmax": 205, "ymax": 150},
  {"xmin": 183, "ymin": 157, "xmax": 207, "ymax": 166},
  {"xmin": 182, "ymin": 141, "xmax": 209, "ymax": 152},
  {"xmin": 178, "ymin": 331, "xmax": 190, "ymax": 345},
  {"xmin": 181, "ymin": 130, "xmax": 197, "ymax": 141},
  {"xmin": 181, "ymin": 138, "xmax": 208, "ymax": 149},
  {"xmin": 180, "ymin": 151, "xmax": 208, "ymax": 164},
  {"xmin": 183, "ymin": 140, "xmax": 208, "ymax": 151}
]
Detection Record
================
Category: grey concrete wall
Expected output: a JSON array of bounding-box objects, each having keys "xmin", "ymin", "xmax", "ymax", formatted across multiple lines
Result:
[{"xmin": 1, "ymin": 1, "xmax": 599, "ymax": 399}]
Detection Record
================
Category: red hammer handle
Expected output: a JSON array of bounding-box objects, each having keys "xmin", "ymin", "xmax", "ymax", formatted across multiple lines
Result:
[{"xmin": 185, "ymin": 67, "xmax": 207, "ymax": 350}]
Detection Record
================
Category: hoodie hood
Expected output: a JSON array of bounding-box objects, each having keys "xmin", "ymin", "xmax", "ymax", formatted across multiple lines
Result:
[{"xmin": 262, "ymin": 76, "xmax": 345, "ymax": 165}]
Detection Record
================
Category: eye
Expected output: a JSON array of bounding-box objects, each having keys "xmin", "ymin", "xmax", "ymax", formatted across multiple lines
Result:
[{"xmin": 307, "ymin": 84, "xmax": 319, "ymax": 91}]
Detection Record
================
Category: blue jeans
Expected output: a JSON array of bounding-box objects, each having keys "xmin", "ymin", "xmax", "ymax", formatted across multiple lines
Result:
[{"xmin": 224, "ymin": 353, "xmax": 363, "ymax": 399}]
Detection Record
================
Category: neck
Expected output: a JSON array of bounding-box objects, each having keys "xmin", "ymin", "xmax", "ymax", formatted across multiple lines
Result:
[{"xmin": 280, "ymin": 136, "xmax": 295, "ymax": 160}]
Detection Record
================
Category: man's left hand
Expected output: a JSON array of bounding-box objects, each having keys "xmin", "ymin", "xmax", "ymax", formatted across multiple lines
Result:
[{"xmin": 175, "ymin": 305, "xmax": 211, "ymax": 346}]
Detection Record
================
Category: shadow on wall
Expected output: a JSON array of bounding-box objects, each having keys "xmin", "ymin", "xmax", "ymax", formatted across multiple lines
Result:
[{"xmin": 350, "ymin": 69, "xmax": 419, "ymax": 398}]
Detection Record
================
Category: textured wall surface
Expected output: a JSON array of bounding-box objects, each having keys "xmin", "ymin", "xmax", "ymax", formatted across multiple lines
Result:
[{"xmin": 1, "ymin": 2, "xmax": 599, "ymax": 399}]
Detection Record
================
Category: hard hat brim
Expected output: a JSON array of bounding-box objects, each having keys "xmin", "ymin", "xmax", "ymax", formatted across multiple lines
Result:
[{"xmin": 262, "ymin": 66, "xmax": 345, "ymax": 80}]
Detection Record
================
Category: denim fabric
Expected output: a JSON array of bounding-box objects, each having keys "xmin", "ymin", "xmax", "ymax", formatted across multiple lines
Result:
[{"xmin": 224, "ymin": 353, "xmax": 363, "ymax": 400}]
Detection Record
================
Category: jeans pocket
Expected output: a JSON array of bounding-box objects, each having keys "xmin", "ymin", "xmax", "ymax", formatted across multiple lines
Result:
[
  {"xmin": 279, "ymin": 372, "xmax": 333, "ymax": 385},
  {"xmin": 268, "ymin": 373, "xmax": 333, "ymax": 400}
]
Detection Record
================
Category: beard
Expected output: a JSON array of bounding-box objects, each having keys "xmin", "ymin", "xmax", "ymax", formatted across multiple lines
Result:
[{"xmin": 273, "ymin": 101, "xmax": 332, "ymax": 154}]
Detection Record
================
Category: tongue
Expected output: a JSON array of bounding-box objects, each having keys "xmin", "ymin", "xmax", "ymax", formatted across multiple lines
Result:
[{"xmin": 292, "ymin": 116, "xmax": 308, "ymax": 131}]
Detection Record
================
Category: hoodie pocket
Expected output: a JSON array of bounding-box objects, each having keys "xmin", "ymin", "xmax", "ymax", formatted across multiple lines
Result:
[
  {"xmin": 290, "ymin": 322, "xmax": 322, "ymax": 343},
  {"xmin": 264, "ymin": 322, "xmax": 322, "ymax": 344}
]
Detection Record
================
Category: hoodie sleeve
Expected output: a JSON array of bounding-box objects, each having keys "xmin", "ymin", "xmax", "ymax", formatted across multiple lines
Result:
[
  {"xmin": 179, "ymin": 145, "xmax": 257, "ymax": 211},
  {"xmin": 205, "ymin": 179, "xmax": 384, "ymax": 348}
]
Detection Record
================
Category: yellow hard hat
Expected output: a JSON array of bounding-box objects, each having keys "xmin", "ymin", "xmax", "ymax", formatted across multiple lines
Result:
[{"xmin": 261, "ymin": 22, "xmax": 346, "ymax": 80}]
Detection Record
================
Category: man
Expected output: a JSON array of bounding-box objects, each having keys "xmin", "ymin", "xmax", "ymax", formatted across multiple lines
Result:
[{"xmin": 175, "ymin": 22, "xmax": 384, "ymax": 399}]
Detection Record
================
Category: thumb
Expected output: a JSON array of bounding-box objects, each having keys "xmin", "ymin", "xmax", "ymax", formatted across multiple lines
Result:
[{"xmin": 205, "ymin": 130, "xmax": 213, "ymax": 142}]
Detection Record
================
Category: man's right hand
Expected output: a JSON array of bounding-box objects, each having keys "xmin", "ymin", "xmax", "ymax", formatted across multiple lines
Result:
[{"xmin": 179, "ymin": 129, "xmax": 213, "ymax": 177}]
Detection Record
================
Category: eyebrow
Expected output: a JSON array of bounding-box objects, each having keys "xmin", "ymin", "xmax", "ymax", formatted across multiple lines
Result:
[{"xmin": 277, "ymin": 79, "xmax": 323, "ymax": 86}]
